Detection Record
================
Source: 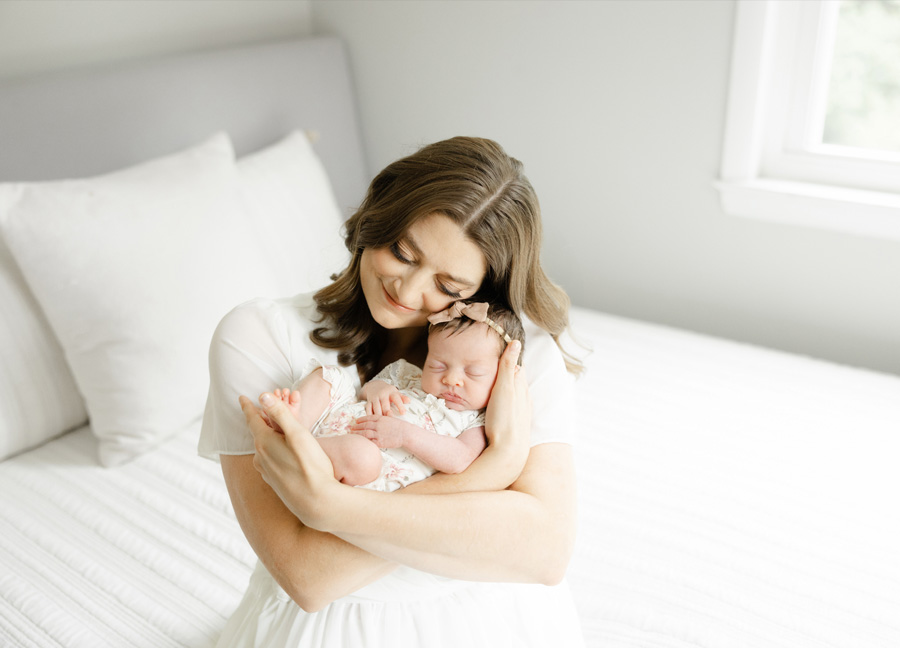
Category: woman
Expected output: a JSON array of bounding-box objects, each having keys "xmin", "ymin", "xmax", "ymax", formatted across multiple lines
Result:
[{"xmin": 199, "ymin": 137, "xmax": 584, "ymax": 646}]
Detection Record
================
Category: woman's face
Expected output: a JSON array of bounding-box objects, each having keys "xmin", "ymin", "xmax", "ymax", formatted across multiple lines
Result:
[{"xmin": 360, "ymin": 213, "xmax": 487, "ymax": 330}]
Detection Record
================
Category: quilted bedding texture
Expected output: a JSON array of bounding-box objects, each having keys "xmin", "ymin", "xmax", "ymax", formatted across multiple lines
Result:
[{"xmin": 0, "ymin": 424, "xmax": 255, "ymax": 648}]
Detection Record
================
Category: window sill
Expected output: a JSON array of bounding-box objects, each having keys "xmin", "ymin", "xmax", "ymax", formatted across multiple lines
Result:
[{"xmin": 714, "ymin": 178, "xmax": 900, "ymax": 242}]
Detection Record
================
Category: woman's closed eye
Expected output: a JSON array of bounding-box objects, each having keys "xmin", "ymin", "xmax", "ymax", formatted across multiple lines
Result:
[
  {"xmin": 390, "ymin": 242, "xmax": 413, "ymax": 264},
  {"xmin": 438, "ymin": 284, "xmax": 462, "ymax": 299}
]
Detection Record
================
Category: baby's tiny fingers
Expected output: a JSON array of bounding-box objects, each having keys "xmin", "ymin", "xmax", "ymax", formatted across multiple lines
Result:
[{"xmin": 391, "ymin": 395, "xmax": 407, "ymax": 415}]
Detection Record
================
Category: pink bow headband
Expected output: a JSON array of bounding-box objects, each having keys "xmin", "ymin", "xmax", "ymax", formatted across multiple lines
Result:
[{"xmin": 426, "ymin": 302, "xmax": 514, "ymax": 345}]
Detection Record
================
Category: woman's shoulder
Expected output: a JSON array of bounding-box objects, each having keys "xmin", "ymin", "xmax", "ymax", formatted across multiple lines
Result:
[
  {"xmin": 209, "ymin": 292, "xmax": 331, "ymax": 372},
  {"xmin": 521, "ymin": 318, "xmax": 577, "ymax": 447},
  {"xmin": 520, "ymin": 318, "xmax": 568, "ymax": 383},
  {"xmin": 215, "ymin": 292, "xmax": 320, "ymax": 339}
]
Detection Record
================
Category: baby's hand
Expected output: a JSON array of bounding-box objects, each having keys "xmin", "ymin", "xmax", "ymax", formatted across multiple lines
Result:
[
  {"xmin": 261, "ymin": 388, "xmax": 302, "ymax": 433},
  {"xmin": 351, "ymin": 415, "xmax": 407, "ymax": 449},
  {"xmin": 361, "ymin": 379, "xmax": 410, "ymax": 416}
]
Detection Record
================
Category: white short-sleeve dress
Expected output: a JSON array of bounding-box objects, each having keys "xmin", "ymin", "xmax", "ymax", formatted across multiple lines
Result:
[{"xmin": 199, "ymin": 293, "xmax": 585, "ymax": 648}]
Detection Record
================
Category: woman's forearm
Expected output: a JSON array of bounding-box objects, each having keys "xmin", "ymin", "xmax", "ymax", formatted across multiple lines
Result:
[
  {"xmin": 220, "ymin": 454, "xmax": 394, "ymax": 612},
  {"xmin": 219, "ymin": 444, "xmax": 534, "ymax": 612},
  {"xmin": 323, "ymin": 443, "xmax": 577, "ymax": 585}
]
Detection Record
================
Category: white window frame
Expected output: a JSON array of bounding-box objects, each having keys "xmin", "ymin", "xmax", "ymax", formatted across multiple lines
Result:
[{"xmin": 715, "ymin": 0, "xmax": 900, "ymax": 242}]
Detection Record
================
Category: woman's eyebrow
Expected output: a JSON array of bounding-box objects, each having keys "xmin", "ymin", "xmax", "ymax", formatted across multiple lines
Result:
[{"xmin": 404, "ymin": 234, "xmax": 478, "ymax": 287}]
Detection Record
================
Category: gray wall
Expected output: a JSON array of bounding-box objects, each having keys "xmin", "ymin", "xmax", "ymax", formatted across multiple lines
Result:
[
  {"xmin": 1, "ymin": 0, "xmax": 897, "ymax": 375},
  {"xmin": 312, "ymin": 0, "xmax": 900, "ymax": 375},
  {"xmin": 0, "ymin": 0, "xmax": 312, "ymax": 80}
]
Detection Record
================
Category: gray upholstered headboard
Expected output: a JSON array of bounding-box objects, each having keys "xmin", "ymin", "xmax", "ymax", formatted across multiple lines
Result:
[{"xmin": 0, "ymin": 37, "xmax": 369, "ymax": 216}]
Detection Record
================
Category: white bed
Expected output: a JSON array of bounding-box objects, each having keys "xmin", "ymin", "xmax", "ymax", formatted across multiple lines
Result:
[{"xmin": 1, "ymin": 37, "xmax": 899, "ymax": 648}]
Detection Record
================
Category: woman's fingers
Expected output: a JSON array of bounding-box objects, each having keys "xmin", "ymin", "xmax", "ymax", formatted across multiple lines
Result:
[
  {"xmin": 257, "ymin": 392, "xmax": 315, "ymax": 456},
  {"xmin": 241, "ymin": 392, "xmax": 342, "ymax": 531},
  {"xmin": 502, "ymin": 339, "xmax": 522, "ymax": 371},
  {"xmin": 240, "ymin": 395, "xmax": 269, "ymax": 440},
  {"xmin": 483, "ymin": 340, "xmax": 531, "ymax": 480}
]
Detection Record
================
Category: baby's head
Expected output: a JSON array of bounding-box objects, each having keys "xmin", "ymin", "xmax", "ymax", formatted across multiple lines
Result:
[{"xmin": 422, "ymin": 303, "xmax": 525, "ymax": 411}]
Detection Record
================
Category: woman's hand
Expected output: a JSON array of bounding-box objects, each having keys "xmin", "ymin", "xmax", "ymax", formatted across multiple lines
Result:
[
  {"xmin": 239, "ymin": 393, "xmax": 345, "ymax": 531},
  {"xmin": 482, "ymin": 340, "xmax": 531, "ymax": 484}
]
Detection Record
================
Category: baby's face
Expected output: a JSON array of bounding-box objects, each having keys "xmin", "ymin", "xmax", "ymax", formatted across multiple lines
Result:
[{"xmin": 420, "ymin": 323, "xmax": 502, "ymax": 411}]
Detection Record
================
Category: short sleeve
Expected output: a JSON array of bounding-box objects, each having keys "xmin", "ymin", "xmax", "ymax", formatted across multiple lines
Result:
[
  {"xmin": 198, "ymin": 293, "xmax": 342, "ymax": 460},
  {"xmin": 521, "ymin": 319, "xmax": 576, "ymax": 447}
]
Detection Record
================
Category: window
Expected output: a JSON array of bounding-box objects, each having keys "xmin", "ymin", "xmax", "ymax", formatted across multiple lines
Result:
[
  {"xmin": 822, "ymin": 1, "xmax": 900, "ymax": 154},
  {"xmin": 716, "ymin": 0, "xmax": 900, "ymax": 241}
]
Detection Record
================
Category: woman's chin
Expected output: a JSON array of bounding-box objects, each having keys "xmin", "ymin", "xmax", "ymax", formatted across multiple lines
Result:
[{"xmin": 371, "ymin": 307, "xmax": 427, "ymax": 330}]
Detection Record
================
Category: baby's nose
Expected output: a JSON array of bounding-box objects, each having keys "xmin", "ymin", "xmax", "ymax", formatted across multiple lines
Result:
[{"xmin": 443, "ymin": 372, "xmax": 463, "ymax": 386}]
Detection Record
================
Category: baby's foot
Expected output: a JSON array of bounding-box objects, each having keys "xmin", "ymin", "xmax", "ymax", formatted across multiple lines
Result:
[
  {"xmin": 262, "ymin": 388, "xmax": 302, "ymax": 433},
  {"xmin": 273, "ymin": 388, "xmax": 302, "ymax": 421}
]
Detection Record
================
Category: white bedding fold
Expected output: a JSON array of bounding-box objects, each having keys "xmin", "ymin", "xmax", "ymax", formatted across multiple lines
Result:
[{"xmin": 0, "ymin": 425, "xmax": 255, "ymax": 648}]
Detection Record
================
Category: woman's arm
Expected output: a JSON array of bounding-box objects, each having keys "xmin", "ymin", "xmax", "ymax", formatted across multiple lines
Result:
[
  {"xmin": 336, "ymin": 442, "xmax": 577, "ymax": 585},
  {"xmin": 220, "ymin": 453, "xmax": 394, "ymax": 613}
]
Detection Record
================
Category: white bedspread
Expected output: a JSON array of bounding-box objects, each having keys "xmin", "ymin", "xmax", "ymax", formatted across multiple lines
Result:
[
  {"xmin": 567, "ymin": 307, "xmax": 900, "ymax": 647},
  {"xmin": 1, "ymin": 307, "xmax": 898, "ymax": 647},
  {"xmin": 0, "ymin": 424, "xmax": 255, "ymax": 648}
]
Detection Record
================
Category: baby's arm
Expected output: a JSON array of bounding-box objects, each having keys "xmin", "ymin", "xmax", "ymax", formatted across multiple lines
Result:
[
  {"xmin": 351, "ymin": 417, "xmax": 487, "ymax": 475},
  {"xmin": 361, "ymin": 379, "xmax": 411, "ymax": 416}
]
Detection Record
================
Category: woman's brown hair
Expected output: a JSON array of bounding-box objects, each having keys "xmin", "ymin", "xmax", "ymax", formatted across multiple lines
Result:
[{"xmin": 312, "ymin": 136, "xmax": 582, "ymax": 380}]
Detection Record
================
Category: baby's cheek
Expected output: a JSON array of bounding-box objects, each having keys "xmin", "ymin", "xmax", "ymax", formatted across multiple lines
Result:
[
  {"xmin": 420, "ymin": 373, "xmax": 438, "ymax": 397},
  {"xmin": 472, "ymin": 383, "xmax": 492, "ymax": 409}
]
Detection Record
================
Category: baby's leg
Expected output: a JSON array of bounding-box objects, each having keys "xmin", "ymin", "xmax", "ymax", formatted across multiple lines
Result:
[
  {"xmin": 275, "ymin": 367, "xmax": 332, "ymax": 430},
  {"xmin": 317, "ymin": 435, "xmax": 382, "ymax": 486}
]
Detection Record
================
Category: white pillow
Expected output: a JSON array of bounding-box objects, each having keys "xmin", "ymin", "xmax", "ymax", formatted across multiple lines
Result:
[
  {"xmin": 237, "ymin": 131, "xmax": 349, "ymax": 296},
  {"xmin": 0, "ymin": 238, "xmax": 87, "ymax": 460},
  {"xmin": 0, "ymin": 133, "xmax": 275, "ymax": 466}
]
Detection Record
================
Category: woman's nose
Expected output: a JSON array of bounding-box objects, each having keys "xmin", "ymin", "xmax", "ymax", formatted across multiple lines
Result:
[{"xmin": 394, "ymin": 270, "xmax": 428, "ymax": 309}]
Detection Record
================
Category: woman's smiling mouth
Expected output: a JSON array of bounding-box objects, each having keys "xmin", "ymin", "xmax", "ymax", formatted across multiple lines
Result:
[{"xmin": 383, "ymin": 286, "xmax": 416, "ymax": 312}]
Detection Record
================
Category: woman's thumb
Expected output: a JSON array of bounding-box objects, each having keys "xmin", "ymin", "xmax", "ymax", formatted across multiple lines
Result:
[
  {"xmin": 259, "ymin": 392, "xmax": 289, "ymax": 424},
  {"xmin": 502, "ymin": 339, "xmax": 522, "ymax": 370}
]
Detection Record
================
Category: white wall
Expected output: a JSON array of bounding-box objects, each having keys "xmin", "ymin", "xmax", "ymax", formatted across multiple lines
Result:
[
  {"xmin": 312, "ymin": 0, "xmax": 900, "ymax": 375},
  {"xmin": 0, "ymin": 0, "xmax": 897, "ymax": 375},
  {"xmin": 0, "ymin": 0, "xmax": 312, "ymax": 80}
]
